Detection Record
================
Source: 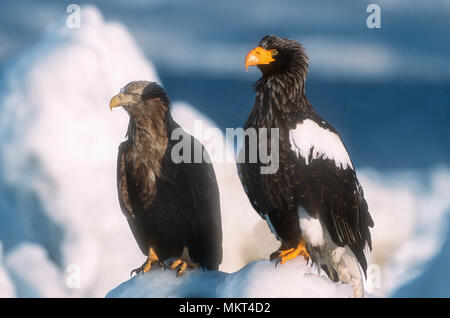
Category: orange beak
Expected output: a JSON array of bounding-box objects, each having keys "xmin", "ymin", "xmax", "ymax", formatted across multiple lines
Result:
[{"xmin": 245, "ymin": 47, "xmax": 275, "ymax": 70}]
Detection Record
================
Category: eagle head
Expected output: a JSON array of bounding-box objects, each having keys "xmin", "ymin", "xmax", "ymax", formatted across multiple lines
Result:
[
  {"xmin": 245, "ymin": 35, "xmax": 309, "ymax": 78},
  {"xmin": 109, "ymin": 81, "xmax": 170, "ymax": 116}
]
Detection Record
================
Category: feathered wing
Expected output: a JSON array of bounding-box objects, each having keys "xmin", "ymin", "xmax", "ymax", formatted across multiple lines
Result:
[
  {"xmin": 236, "ymin": 125, "xmax": 282, "ymax": 219},
  {"xmin": 117, "ymin": 142, "xmax": 134, "ymax": 219},
  {"xmin": 170, "ymin": 119, "xmax": 223, "ymax": 270},
  {"xmin": 289, "ymin": 119, "xmax": 374, "ymax": 275},
  {"xmin": 238, "ymin": 110, "xmax": 374, "ymax": 274},
  {"xmin": 117, "ymin": 142, "xmax": 149, "ymax": 256},
  {"xmin": 305, "ymin": 160, "xmax": 373, "ymax": 273},
  {"xmin": 237, "ymin": 155, "xmax": 274, "ymax": 219}
]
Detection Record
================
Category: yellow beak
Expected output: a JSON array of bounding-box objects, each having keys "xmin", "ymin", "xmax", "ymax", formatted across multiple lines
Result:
[
  {"xmin": 245, "ymin": 46, "xmax": 275, "ymax": 70},
  {"xmin": 109, "ymin": 94, "xmax": 124, "ymax": 111}
]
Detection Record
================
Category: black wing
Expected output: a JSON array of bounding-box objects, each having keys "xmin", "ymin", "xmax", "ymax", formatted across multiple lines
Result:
[
  {"xmin": 117, "ymin": 142, "xmax": 134, "ymax": 219},
  {"xmin": 237, "ymin": 119, "xmax": 299, "ymax": 219},
  {"xmin": 117, "ymin": 142, "xmax": 149, "ymax": 255},
  {"xmin": 237, "ymin": 149, "xmax": 278, "ymax": 219},
  {"xmin": 169, "ymin": 119, "xmax": 223, "ymax": 270},
  {"xmin": 303, "ymin": 158, "xmax": 374, "ymax": 273},
  {"xmin": 289, "ymin": 116, "xmax": 374, "ymax": 275}
]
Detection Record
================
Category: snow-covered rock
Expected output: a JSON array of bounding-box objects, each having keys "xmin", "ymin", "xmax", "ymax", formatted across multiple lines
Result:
[{"xmin": 107, "ymin": 258, "xmax": 355, "ymax": 298}]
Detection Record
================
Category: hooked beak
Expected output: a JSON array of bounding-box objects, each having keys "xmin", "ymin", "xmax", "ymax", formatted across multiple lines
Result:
[
  {"xmin": 245, "ymin": 46, "xmax": 275, "ymax": 70},
  {"xmin": 109, "ymin": 93, "xmax": 124, "ymax": 111}
]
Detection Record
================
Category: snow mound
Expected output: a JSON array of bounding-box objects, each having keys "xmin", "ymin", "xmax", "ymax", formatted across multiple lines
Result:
[
  {"xmin": 5, "ymin": 243, "xmax": 69, "ymax": 297},
  {"xmin": 106, "ymin": 258, "xmax": 355, "ymax": 298},
  {"xmin": 0, "ymin": 5, "xmax": 159, "ymax": 297},
  {"xmin": 358, "ymin": 168, "xmax": 450, "ymax": 295}
]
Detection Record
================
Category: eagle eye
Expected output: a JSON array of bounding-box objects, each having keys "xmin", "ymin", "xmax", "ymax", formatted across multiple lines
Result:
[{"xmin": 272, "ymin": 49, "xmax": 279, "ymax": 57}]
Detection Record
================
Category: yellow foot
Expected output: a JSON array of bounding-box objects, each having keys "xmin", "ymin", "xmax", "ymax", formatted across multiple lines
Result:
[
  {"xmin": 164, "ymin": 247, "xmax": 199, "ymax": 277},
  {"xmin": 270, "ymin": 238, "xmax": 310, "ymax": 266},
  {"xmin": 165, "ymin": 259, "xmax": 199, "ymax": 277},
  {"xmin": 130, "ymin": 247, "xmax": 161, "ymax": 276}
]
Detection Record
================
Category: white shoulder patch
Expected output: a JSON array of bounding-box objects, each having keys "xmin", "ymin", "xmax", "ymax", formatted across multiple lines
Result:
[{"xmin": 288, "ymin": 119, "xmax": 353, "ymax": 170}]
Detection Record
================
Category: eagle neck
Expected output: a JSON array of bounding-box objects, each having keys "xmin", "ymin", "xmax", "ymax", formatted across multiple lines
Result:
[
  {"xmin": 253, "ymin": 71, "xmax": 313, "ymax": 128},
  {"xmin": 127, "ymin": 112, "xmax": 169, "ymax": 161}
]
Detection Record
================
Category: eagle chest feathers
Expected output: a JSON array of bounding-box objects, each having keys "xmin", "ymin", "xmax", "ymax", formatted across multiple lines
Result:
[{"xmin": 124, "ymin": 134, "xmax": 168, "ymax": 210}]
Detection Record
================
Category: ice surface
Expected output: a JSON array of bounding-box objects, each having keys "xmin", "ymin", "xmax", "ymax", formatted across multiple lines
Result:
[{"xmin": 107, "ymin": 258, "xmax": 355, "ymax": 298}]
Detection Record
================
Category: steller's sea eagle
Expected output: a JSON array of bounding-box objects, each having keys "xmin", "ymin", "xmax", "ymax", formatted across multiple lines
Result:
[
  {"xmin": 110, "ymin": 81, "xmax": 222, "ymax": 276},
  {"xmin": 238, "ymin": 35, "xmax": 374, "ymax": 297}
]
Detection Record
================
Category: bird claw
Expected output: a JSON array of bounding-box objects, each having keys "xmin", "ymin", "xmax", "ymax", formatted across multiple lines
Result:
[
  {"xmin": 270, "ymin": 240, "xmax": 310, "ymax": 267},
  {"xmin": 130, "ymin": 266, "xmax": 143, "ymax": 277},
  {"xmin": 130, "ymin": 258, "xmax": 161, "ymax": 277},
  {"xmin": 164, "ymin": 258, "xmax": 199, "ymax": 277}
]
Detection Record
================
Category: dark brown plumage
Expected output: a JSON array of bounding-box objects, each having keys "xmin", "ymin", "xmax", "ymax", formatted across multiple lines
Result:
[
  {"xmin": 110, "ymin": 81, "xmax": 222, "ymax": 275},
  {"xmin": 238, "ymin": 35, "xmax": 374, "ymax": 296}
]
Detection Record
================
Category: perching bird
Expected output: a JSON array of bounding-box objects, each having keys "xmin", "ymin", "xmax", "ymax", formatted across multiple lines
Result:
[
  {"xmin": 238, "ymin": 35, "xmax": 374, "ymax": 297},
  {"xmin": 110, "ymin": 81, "xmax": 222, "ymax": 276}
]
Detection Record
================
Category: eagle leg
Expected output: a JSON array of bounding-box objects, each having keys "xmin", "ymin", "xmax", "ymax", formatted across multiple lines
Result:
[
  {"xmin": 130, "ymin": 247, "xmax": 161, "ymax": 276},
  {"xmin": 271, "ymin": 238, "xmax": 310, "ymax": 266},
  {"xmin": 163, "ymin": 247, "xmax": 199, "ymax": 277}
]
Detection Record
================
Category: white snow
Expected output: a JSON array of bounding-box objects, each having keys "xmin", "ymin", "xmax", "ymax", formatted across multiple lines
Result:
[
  {"xmin": 0, "ymin": 243, "xmax": 16, "ymax": 297},
  {"xmin": 5, "ymin": 243, "xmax": 70, "ymax": 297},
  {"xmin": 289, "ymin": 119, "xmax": 353, "ymax": 169},
  {"xmin": 107, "ymin": 258, "xmax": 356, "ymax": 298},
  {"xmin": 359, "ymin": 168, "xmax": 450, "ymax": 295}
]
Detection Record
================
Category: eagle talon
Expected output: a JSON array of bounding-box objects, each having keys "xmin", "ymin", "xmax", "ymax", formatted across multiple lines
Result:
[
  {"xmin": 129, "ymin": 268, "xmax": 138, "ymax": 277},
  {"xmin": 271, "ymin": 239, "xmax": 310, "ymax": 266},
  {"xmin": 129, "ymin": 264, "xmax": 146, "ymax": 277},
  {"xmin": 165, "ymin": 258, "xmax": 199, "ymax": 277},
  {"xmin": 130, "ymin": 247, "xmax": 160, "ymax": 277},
  {"xmin": 130, "ymin": 259, "xmax": 161, "ymax": 277}
]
